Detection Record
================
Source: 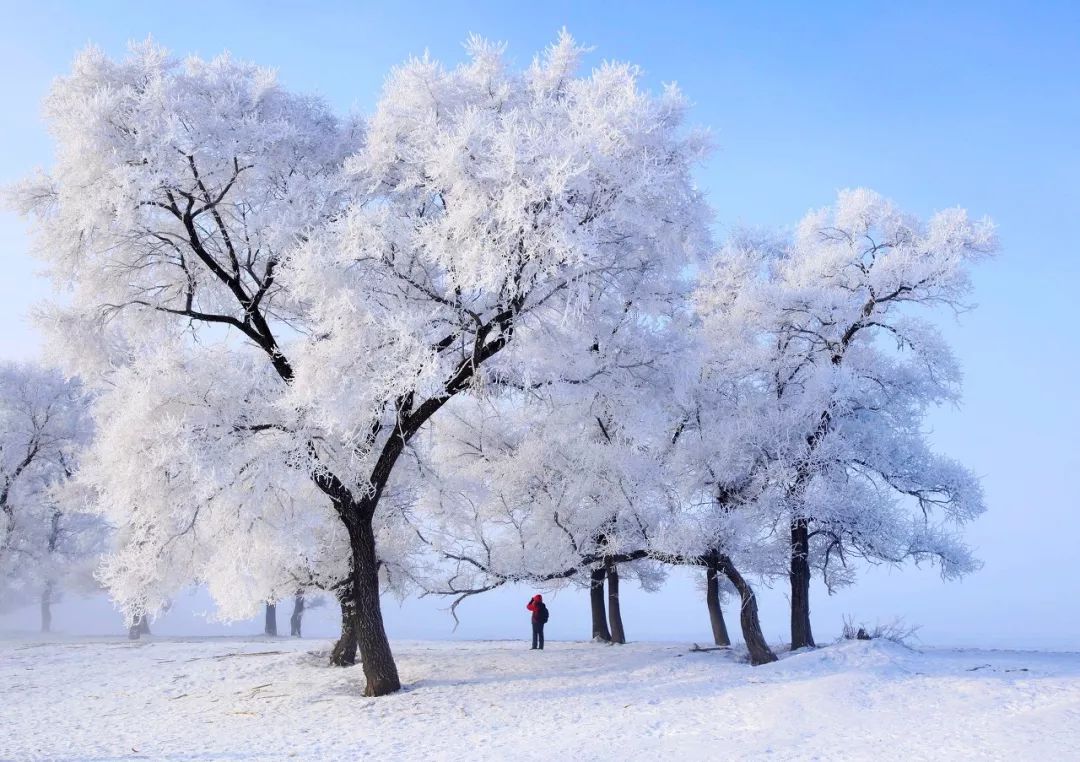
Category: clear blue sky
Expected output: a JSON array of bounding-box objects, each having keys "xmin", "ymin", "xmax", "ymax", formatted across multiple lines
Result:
[{"xmin": 1, "ymin": 1, "xmax": 1078, "ymax": 648}]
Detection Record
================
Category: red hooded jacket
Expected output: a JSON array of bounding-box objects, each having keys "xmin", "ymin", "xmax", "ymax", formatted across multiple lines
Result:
[{"xmin": 526, "ymin": 594, "xmax": 547, "ymax": 624}]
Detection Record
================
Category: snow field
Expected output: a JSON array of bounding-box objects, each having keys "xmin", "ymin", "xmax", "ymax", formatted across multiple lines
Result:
[{"xmin": 2, "ymin": 637, "xmax": 1078, "ymax": 761}]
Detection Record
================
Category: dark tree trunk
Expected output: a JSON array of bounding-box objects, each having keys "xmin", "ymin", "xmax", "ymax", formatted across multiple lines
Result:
[
  {"xmin": 329, "ymin": 591, "xmax": 358, "ymax": 667},
  {"xmin": 348, "ymin": 518, "xmax": 401, "ymax": 696},
  {"xmin": 589, "ymin": 567, "xmax": 612, "ymax": 642},
  {"xmin": 606, "ymin": 560, "xmax": 625, "ymax": 644},
  {"xmin": 290, "ymin": 593, "xmax": 304, "ymax": 637},
  {"xmin": 150, "ymin": 183, "xmax": 522, "ymax": 699},
  {"xmin": 705, "ymin": 560, "xmax": 731, "ymax": 647},
  {"xmin": 264, "ymin": 603, "xmax": 278, "ymax": 637},
  {"xmin": 41, "ymin": 509, "xmax": 61, "ymax": 635},
  {"xmin": 128, "ymin": 613, "xmax": 150, "ymax": 640},
  {"xmin": 40, "ymin": 583, "xmax": 53, "ymax": 634},
  {"xmin": 790, "ymin": 518, "xmax": 815, "ymax": 650},
  {"xmin": 716, "ymin": 554, "xmax": 776, "ymax": 665}
]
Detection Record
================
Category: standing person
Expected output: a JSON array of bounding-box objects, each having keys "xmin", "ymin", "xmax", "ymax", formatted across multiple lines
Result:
[{"xmin": 526, "ymin": 594, "xmax": 549, "ymax": 650}]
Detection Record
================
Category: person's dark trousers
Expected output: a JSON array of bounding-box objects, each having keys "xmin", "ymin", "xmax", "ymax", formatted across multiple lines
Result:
[{"xmin": 531, "ymin": 621, "xmax": 545, "ymax": 649}]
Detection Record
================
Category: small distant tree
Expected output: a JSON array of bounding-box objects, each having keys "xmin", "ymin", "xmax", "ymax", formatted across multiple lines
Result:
[{"xmin": 0, "ymin": 362, "xmax": 101, "ymax": 632}]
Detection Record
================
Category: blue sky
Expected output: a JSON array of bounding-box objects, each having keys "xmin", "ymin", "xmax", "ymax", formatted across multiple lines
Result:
[{"xmin": 1, "ymin": 1, "xmax": 1078, "ymax": 647}]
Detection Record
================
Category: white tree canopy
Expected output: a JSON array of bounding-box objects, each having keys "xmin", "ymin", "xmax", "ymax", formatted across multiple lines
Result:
[
  {"xmin": 13, "ymin": 33, "xmax": 712, "ymax": 638},
  {"xmin": 688, "ymin": 189, "xmax": 997, "ymax": 587},
  {"xmin": 0, "ymin": 362, "xmax": 100, "ymax": 614}
]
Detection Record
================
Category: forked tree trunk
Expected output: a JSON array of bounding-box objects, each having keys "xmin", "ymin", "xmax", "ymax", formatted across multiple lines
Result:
[
  {"xmin": 264, "ymin": 603, "xmax": 278, "ymax": 637},
  {"xmin": 290, "ymin": 593, "xmax": 305, "ymax": 637},
  {"xmin": 128, "ymin": 613, "xmax": 151, "ymax": 641},
  {"xmin": 348, "ymin": 518, "xmax": 401, "ymax": 696},
  {"xmin": 40, "ymin": 583, "xmax": 54, "ymax": 634},
  {"xmin": 790, "ymin": 518, "xmax": 815, "ymax": 650},
  {"xmin": 606, "ymin": 561, "xmax": 626, "ymax": 644},
  {"xmin": 705, "ymin": 561, "xmax": 730, "ymax": 647},
  {"xmin": 329, "ymin": 592, "xmax": 358, "ymax": 667},
  {"xmin": 589, "ymin": 567, "xmax": 612, "ymax": 642},
  {"xmin": 716, "ymin": 554, "xmax": 776, "ymax": 665}
]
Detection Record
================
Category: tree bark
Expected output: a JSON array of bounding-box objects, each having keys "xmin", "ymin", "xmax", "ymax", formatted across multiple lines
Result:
[
  {"xmin": 41, "ymin": 509, "xmax": 61, "ymax": 634},
  {"xmin": 264, "ymin": 602, "xmax": 278, "ymax": 637},
  {"xmin": 329, "ymin": 592, "xmax": 358, "ymax": 667},
  {"xmin": 589, "ymin": 566, "xmax": 612, "ymax": 642},
  {"xmin": 290, "ymin": 593, "xmax": 304, "ymax": 637},
  {"xmin": 128, "ymin": 613, "xmax": 150, "ymax": 640},
  {"xmin": 606, "ymin": 560, "xmax": 625, "ymax": 644},
  {"xmin": 716, "ymin": 554, "xmax": 776, "ymax": 665},
  {"xmin": 348, "ymin": 518, "xmax": 401, "ymax": 696},
  {"xmin": 40, "ymin": 583, "xmax": 53, "ymax": 634},
  {"xmin": 705, "ymin": 560, "xmax": 731, "ymax": 647},
  {"xmin": 790, "ymin": 518, "xmax": 815, "ymax": 650}
]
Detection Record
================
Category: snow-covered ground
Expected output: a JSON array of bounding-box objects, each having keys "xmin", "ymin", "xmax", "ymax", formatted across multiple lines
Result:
[{"xmin": 1, "ymin": 636, "xmax": 1078, "ymax": 761}]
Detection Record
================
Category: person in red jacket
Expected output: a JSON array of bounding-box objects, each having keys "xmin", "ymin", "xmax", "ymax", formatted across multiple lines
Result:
[{"xmin": 526, "ymin": 594, "xmax": 549, "ymax": 650}]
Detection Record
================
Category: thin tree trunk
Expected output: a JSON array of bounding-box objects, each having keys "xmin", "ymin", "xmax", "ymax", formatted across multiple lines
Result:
[
  {"xmin": 41, "ymin": 509, "xmax": 61, "ymax": 635},
  {"xmin": 349, "ymin": 517, "xmax": 401, "ymax": 696},
  {"xmin": 705, "ymin": 560, "xmax": 730, "ymax": 647},
  {"xmin": 290, "ymin": 593, "xmax": 304, "ymax": 637},
  {"xmin": 589, "ymin": 566, "xmax": 612, "ymax": 642},
  {"xmin": 790, "ymin": 518, "xmax": 815, "ymax": 650},
  {"xmin": 40, "ymin": 583, "xmax": 53, "ymax": 634},
  {"xmin": 716, "ymin": 554, "xmax": 776, "ymax": 665},
  {"xmin": 606, "ymin": 560, "xmax": 625, "ymax": 644},
  {"xmin": 329, "ymin": 591, "xmax": 358, "ymax": 666},
  {"xmin": 264, "ymin": 602, "xmax": 277, "ymax": 637}
]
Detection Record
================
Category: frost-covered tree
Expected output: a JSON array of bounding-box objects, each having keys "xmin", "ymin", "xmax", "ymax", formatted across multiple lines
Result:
[
  {"xmin": 407, "ymin": 389, "xmax": 675, "ymax": 642},
  {"xmin": 0, "ymin": 362, "xmax": 101, "ymax": 631},
  {"xmin": 15, "ymin": 33, "xmax": 708, "ymax": 694},
  {"xmin": 695, "ymin": 189, "xmax": 996, "ymax": 649},
  {"xmin": 656, "ymin": 379, "xmax": 780, "ymax": 664},
  {"xmin": 408, "ymin": 352, "xmax": 778, "ymax": 657},
  {"xmin": 402, "ymin": 256, "xmax": 700, "ymax": 644}
]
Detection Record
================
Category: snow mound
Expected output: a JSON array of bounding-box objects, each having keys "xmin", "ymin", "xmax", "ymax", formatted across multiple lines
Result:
[{"xmin": 777, "ymin": 638, "xmax": 919, "ymax": 675}]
